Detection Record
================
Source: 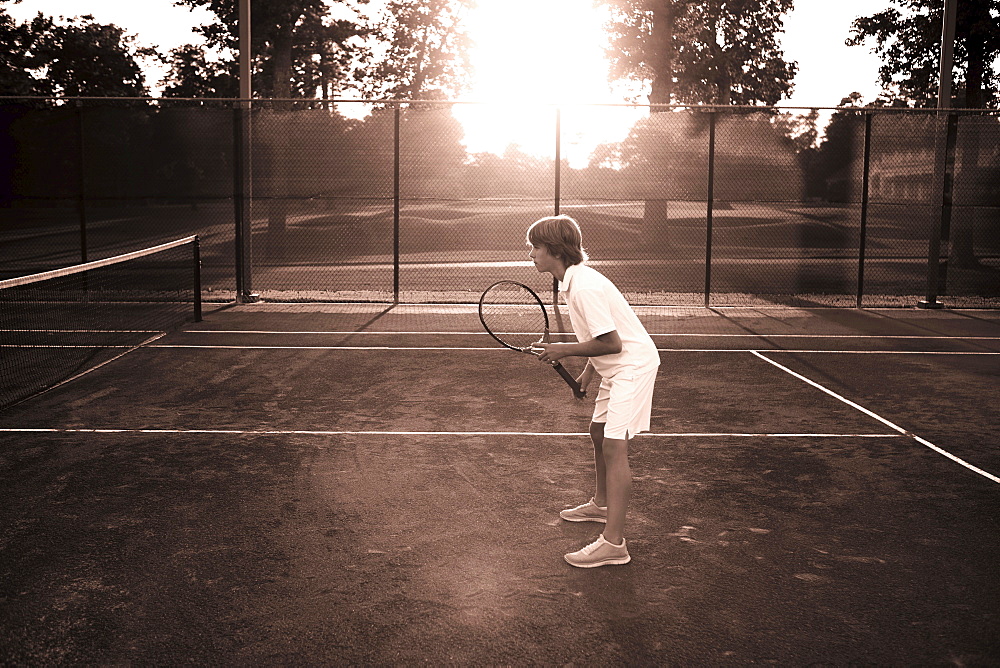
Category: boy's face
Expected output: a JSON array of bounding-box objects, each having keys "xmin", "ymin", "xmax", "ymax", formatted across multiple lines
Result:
[{"xmin": 528, "ymin": 242, "xmax": 563, "ymax": 275}]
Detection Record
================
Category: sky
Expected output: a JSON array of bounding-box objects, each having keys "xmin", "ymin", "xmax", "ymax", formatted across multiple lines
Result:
[{"xmin": 8, "ymin": 0, "xmax": 896, "ymax": 160}]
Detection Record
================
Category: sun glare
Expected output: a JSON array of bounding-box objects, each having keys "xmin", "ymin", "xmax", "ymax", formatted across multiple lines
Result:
[{"xmin": 453, "ymin": 0, "xmax": 641, "ymax": 167}]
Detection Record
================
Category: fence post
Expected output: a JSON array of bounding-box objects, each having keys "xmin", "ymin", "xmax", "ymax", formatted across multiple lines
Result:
[
  {"xmin": 553, "ymin": 106, "xmax": 561, "ymax": 304},
  {"xmin": 857, "ymin": 112, "xmax": 872, "ymax": 308},
  {"xmin": 554, "ymin": 107, "xmax": 561, "ymax": 216},
  {"xmin": 75, "ymin": 101, "xmax": 87, "ymax": 264},
  {"xmin": 919, "ymin": 112, "xmax": 958, "ymax": 308},
  {"xmin": 393, "ymin": 104, "xmax": 401, "ymax": 304},
  {"xmin": 233, "ymin": 99, "xmax": 256, "ymax": 302},
  {"xmin": 703, "ymin": 112, "xmax": 716, "ymax": 308}
]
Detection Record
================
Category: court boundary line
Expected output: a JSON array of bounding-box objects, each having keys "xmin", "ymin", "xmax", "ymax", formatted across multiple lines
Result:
[
  {"xmin": 5, "ymin": 343, "xmax": 1000, "ymax": 355},
  {"xmin": 750, "ymin": 350, "xmax": 1000, "ymax": 484},
  {"xmin": 141, "ymin": 344, "xmax": 1000, "ymax": 355},
  {"xmin": 0, "ymin": 428, "xmax": 902, "ymax": 438},
  {"xmin": 179, "ymin": 331, "xmax": 1000, "ymax": 340}
]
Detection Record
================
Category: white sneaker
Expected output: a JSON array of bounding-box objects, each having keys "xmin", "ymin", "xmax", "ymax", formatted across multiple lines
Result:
[
  {"xmin": 564, "ymin": 534, "xmax": 630, "ymax": 568},
  {"xmin": 559, "ymin": 498, "xmax": 608, "ymax": 523}
]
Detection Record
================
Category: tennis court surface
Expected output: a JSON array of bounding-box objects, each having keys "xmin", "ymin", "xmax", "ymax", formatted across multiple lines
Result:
[{"xmin": 2, "ymin": 303, "xmax": 999, "ymax": 665}]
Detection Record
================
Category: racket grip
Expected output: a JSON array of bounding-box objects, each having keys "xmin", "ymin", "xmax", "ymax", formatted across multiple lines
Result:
[{"xmin": 553, "ymin": 362, "xmax": 587, "ymax": 399}]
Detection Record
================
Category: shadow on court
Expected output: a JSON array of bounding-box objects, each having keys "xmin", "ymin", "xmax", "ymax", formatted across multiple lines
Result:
[{"xmin": 1, "ymin": 305, "xmax": 998, "ymax": 665}]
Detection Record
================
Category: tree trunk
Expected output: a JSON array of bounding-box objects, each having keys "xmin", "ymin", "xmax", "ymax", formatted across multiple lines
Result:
[
  {"xmin": 644, "ymin": 0, "xmax": 676, "ymax": 229},
  {"xmin": 949, "ymin": 6, "xmax": 987, "ymax": 269},
  {"xmin": 267, "ymin": 22, "xmax": 296, "ymax": 251},
  {"xmin": 964, "ymin": 23, "xmax": 985, "ymax": 108},
  {"xmin": 647, "ymin": 0, "xmax": 675, "ymax": 109}
]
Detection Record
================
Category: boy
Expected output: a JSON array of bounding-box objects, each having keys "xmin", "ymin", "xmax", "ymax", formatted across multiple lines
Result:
[{"xmin": 528, "ymin": 215, "xmax": 659, "ymax": 568}]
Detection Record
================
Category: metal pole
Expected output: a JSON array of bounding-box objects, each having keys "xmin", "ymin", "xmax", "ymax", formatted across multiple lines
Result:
[
  {"xmin": 233, "ymin": 103, "xmax": 254, "ymax": 302},
  {"xmin": 234, "ymin": 0, "xmax": 257, "ymax": 303},
  {"xmin": 920, "ymin": 113, "xmax": 958, "ymax": 309},
  {"xmin": 76, "ymin": 101, "xmax": 87, "ymax": 264},
  {"xmin": 553, "ymin": 107, "xmax": 561, "ymax": 304},
  {"xmin": 937, "ymin": 0, "xmax": 957, "ymax": 109},
  {"xmin": 554, "ymin": 107, "xmax": 561, "ymax": 216},
  {"xmin": 393, "ymin": 104, "xmax": 401, "ymax": 304},
  {"xmin": 857, "ymin": 112, "xmax": 872, "ymax": 308},
  {"xmin": 193, "ymin": 236, "xmax": 203, "ymax": 322},
  {"xmin": 704, "ymin": 112, "xmax": 716, "ymax": 308},
  {"xmin": 919, "ymin": 0, "xmax": 958, "ymax": 309}
]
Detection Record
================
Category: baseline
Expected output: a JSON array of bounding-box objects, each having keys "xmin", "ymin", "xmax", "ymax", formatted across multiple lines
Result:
[{"xmin": 0, "ymin": 428, "xmax": 901, "ymax": 438}]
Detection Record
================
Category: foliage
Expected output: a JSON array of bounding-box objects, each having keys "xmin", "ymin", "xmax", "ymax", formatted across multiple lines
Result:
[
  {"xmin": 0, "ymin": 4, "xmax": 151, "ymax": 97},
  {"xmin": 357, "ymin": 0, "xmax": 474, "ymax": 100},
  {"xmin": 166, "ymin": 0, "xmax": 474, "ymax": 101},
  {"xmin": 847, "ymin": 0, "xmax": 1000, "ymax": 108},
  {"xmin": 161, "ymin": 44, "xmax": 237, "ymax": 97},
  {"xmin": 597, "ymin": 0, "xmax": 797, "ymax": 106},
  {"xmin": 0, "ymin": 4, "xmax": 37, "ymax": 95},
  {"xmin": 169, "ymin": 0, "xmax": 368, "ymax": 99}
]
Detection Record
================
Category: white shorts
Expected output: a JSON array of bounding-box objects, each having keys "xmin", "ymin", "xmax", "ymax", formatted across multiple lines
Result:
[{"xmin": 591, "ymin": 368, "xmax": 658, "ymax": 440}]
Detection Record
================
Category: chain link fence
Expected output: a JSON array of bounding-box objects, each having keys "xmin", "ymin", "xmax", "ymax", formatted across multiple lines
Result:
[{"xmin": 2, "ymin": 98, "xmax": 998, "ymax": 307}]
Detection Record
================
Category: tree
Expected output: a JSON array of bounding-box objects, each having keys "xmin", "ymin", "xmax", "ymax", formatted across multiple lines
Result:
[
  {"xmin": 672, "ymin": 0, "xmax": 797, "ymax": 105},
  {"xmin": 847, "ymin": 0, "xmax": 1000, "ymax": 108},
  {"xmin": 161, "ymin": 44, "xmax": 237, "ymax": 98},
  {"xmin": 170, "ymin": 0, "xmax": 368, "ymax": 100},
  {"xmin": 0, "ymin": 3, "xmax": 39, "ymax": 95},
  {"xmin": 598, "ymin": 0, "xmax": 797, "ymax": 107},
  {"xmin": 357, "ymin": 0, "xmax": 474, "ymax": 100},
  {"xmin": 597, "ymin": 0, "xmax": 797, "ymax": 228},
  {"xmin": 0, "ymin": 7, "xmax": 152, "ymax": 97}
]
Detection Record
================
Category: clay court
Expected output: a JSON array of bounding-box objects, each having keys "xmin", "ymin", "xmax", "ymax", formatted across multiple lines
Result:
[{"xmin": 1, "ymin": 302, "xmax": 998, "ymax": 665}]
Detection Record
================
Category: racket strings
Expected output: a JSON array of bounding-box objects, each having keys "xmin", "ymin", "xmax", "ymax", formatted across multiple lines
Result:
[{"xmin": 479, "ymin": 283, "xmax": 548, "ymax": 351}]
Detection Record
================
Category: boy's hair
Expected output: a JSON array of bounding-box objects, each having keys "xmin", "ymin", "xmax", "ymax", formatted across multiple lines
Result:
[{"xmin": 526, "ymin": 215, "xmax": 589, "ymax": 266}]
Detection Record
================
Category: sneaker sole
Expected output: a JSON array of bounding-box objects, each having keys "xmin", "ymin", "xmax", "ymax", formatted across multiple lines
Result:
[
  {"xmin": 564, "ymin": 554, "xmax": 631, "ymax": 568},
  {"xmin": 559, "ymin": 514, "xmax": 608, "ymax": 523}
]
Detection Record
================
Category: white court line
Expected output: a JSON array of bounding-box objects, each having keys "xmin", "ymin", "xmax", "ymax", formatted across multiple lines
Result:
[
  {"xmin": 183, "ymin": 330, "xmax": 1000, "ymax": 340},
  {"xmin": 750, "ymin": 350, "xmax": 1000, "ymax": 484},
  {"xmin": 2, "ymin": 329, "xmax": 161, "ymax": 333},
  {"xmin": 145, "ymin": 344, "xmax": 1000, "ymax": 355},
  {"xmin": 6, "ymin": 342, "xmax": 996, "ymax": 354},
  {"xmin": 1, "ymin": 345, "xmax": 156, "ymax": 348},
  {"xmin": 0, "ymin": 428, "xmax": 901, "ymax": 438}
]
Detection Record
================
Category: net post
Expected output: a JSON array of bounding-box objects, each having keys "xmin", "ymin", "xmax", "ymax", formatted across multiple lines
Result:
[
  {"xmin": 857, "ymin": 112, "xmax": 872, "ymax": 308},
  {"xmin": 703, "ymin": 111, "xmax": 716, "ymax": 308},
  {"xmin": 193, "ymin": 236, "xmax": 203, "ymax": 323}
]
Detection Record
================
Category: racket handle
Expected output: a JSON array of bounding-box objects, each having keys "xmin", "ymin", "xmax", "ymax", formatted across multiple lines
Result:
[{"xmin": 553, "ymin": 362, "xmax": 587, "ymax": 399}]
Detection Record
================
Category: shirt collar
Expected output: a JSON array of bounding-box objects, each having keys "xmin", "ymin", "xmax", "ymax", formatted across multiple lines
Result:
[{"xmin": 559, "ymin": 262, "xmax": 583, "ymax": 293}]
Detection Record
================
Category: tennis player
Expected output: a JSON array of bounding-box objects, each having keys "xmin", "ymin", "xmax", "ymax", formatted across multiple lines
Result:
[{"xmin": 528, "ymin": 215, "xmax": 659, "ymax": 568}]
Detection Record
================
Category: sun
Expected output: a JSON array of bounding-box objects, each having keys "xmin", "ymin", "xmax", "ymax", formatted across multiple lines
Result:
[{"xmin": 453, "ymin": 0, "xmax": 641, "ymax": 167}]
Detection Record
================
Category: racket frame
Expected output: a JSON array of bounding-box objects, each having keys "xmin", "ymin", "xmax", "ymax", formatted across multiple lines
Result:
[{"xmin": 478, "ymin": 280, "xmax": 587, "ymax": 399}]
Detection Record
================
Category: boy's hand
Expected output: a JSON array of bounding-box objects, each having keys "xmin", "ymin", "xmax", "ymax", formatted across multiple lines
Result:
[
  {"xmin": 532, "ymin": 341, "xmax": 569, "ymax": 364},
  {"xmin": 576, "ymin": 363, "xmax": 595, "ymax": 390}
]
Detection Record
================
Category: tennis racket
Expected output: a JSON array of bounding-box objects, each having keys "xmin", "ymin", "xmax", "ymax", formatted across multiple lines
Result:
[{"xmin": 478, "ymin": 280, "xmax": 586, "ymax": 399}]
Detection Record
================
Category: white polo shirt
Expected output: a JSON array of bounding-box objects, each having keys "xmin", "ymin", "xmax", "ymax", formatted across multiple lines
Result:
[{"xmin": 559, "ymin": 263, "xmax": 660, "ymax": 378}]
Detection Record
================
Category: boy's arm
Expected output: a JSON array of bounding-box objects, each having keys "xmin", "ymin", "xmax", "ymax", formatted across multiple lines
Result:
[
  {"xmin": 577, "ymin": 359, "xmax": 597, "ymax": 390},
  {"xmin": 534, "ymin": 330, "xmax": 621, "ymax": 363}
]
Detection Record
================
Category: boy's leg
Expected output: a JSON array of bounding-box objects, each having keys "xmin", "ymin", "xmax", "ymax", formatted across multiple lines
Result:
[
  {"xmin": 590, "ymin": 421, "xmax": 607, "ymax": 506},
  {"xmin": 601, "ymin": 435, "xmax": 631, "ymax": 545}
]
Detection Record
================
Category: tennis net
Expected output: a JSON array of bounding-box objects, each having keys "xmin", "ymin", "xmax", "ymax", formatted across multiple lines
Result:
[{"xmin": 0, "ymin": 235, "xmax": 202, "ymax": 410}]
